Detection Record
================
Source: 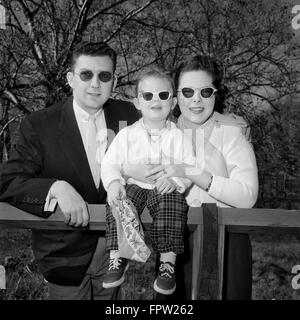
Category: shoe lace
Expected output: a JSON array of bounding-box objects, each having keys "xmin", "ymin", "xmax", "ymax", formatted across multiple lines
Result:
[
  {"xmin": 108, "ymin": 257, "xmax": 122, "ymax": 271},
  {"xmin": 159, "ymin": 262, "xmax": 174, "ymax": 278}
]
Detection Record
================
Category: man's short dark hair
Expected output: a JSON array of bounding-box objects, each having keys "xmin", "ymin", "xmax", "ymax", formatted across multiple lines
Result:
[{"xmin": 69, "ymin": 42, "xmax": 117, "ymax": 72}]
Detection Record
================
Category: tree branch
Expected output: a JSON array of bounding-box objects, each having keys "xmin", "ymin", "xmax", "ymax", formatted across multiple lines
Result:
[
  {"xmin": 0, "ymin": 116, "xmax": 18, "ymax": 138},
  {"xmin": 85, "ymin": 0, "xmax": 129, "ymax": 25},
  {"xmin": 104, "ymin": 0, "xmax": 156, "ymax": 43},
  {"xmin": 3, "ymin": 90, "xmax": 31, "ymax": 114},
  {"xmin": 19, "ymin": 0, "xmax": 45, "ymax": 66},
  {"xmin": 57, "ymin": 0, "xmax": 93, "ymax": 74},
  {"xmin": 239, "ymin": 90, "xmax": 279, "ymax": 111}
]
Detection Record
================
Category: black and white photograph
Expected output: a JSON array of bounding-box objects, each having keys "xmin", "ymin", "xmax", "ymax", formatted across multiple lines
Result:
[{"xmin": 0, "ymin": 0, "xmax": 299, "ymax": 303}]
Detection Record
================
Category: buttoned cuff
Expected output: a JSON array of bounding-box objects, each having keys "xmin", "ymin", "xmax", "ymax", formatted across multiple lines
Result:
[
  {"xmin": 44, "ymin": 182, "xmax": 58, "ymax": 212},
  {"xmin": 106, "ymin": 177, "xmax": 126, "ymax": 191},
  {"xmin": 206, "ymin": 174, "xmax": 224, "ymax": 198}
]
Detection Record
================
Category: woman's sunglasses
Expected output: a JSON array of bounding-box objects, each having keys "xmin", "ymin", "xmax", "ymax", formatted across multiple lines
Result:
[
  {"xmin": 138, "ymin": 91, "xmax": 172, "ymax": 101},
  {"xmin": 75, "ymin": 70, "xmax": 113, "ymax": 83},
  {"xmin": 178, "ymin": 87, "xmax": 217, "ymax": 99}
]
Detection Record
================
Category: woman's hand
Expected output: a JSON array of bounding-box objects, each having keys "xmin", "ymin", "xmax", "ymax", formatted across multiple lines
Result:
[
  {"xmin": 160, "ymin": 164, "xmax": 187, "ymax": 179},
  {"xmin": 122, "ymin": 163, "xmax": 165, "ymax": 183},
  {"xmin": 155, "ymin": 178, "xmax": 177, "ymax": 195}
]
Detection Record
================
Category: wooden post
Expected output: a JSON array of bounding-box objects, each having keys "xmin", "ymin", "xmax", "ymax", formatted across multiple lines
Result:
[
  {"xmin": 197, "ymin": 203, "xmax": 219, "ymax": 300},
  {"xmin": 217, "ymin": 223, "xmax": 225, "ymax": 299},
  {"xmin": 190, "ymin": 207, "xmax": 203, "ymax": 300}
]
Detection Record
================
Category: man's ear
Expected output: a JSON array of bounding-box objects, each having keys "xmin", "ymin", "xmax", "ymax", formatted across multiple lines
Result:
[
  {"xmin": 133, "ymin": 97, "xmax": 141, "ymax": 111},
  {"xmin": 171, "ymin": 97, "xmax": 177, "ymax": 110},
  {"xmin": 67, "ymin": 71, "xmax": 74, "ymax": 89},
  {"xmin": 112, "ymin": 74, "xmax": 118, "ymax": 92}
]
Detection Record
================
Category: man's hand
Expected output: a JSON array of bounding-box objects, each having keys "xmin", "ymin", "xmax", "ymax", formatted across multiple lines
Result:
[
  {"xmin": 155, "ymin": 178, "xmax": 177, "ymax": 195},
  {"xmin": 49, "ymin": 180, "xmax": 89, "ymax": 227},
  {"xmin": 107, "ymin": 180, "xmax": 126, "ymax": 207}
]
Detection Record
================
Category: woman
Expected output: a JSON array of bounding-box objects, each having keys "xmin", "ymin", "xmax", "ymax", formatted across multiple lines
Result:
[
  {"xmin": 161, "ymin": 55, "xmax": 258, "ymax": 299},
  {"xmin": 124, "ymin": 55, "xmax": 258, "ymax": 299}
]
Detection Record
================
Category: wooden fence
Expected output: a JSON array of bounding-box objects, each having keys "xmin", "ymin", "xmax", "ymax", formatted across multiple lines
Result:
[{"xmin": 1, "ymin": 202, "xmax": 300, "ymax": 300}]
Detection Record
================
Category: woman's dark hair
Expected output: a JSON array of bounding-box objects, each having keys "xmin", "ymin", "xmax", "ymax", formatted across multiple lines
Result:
[
  {"xmin": 69, "ymin": 42, "xmax": 117, "ymax": 72},
  {"xmin": 173, "ymin": 55, "xmax": 228, "ymax": 116}
]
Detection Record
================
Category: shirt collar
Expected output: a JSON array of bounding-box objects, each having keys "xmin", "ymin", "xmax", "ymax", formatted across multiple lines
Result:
[
  {"xmin": 138, "ymin": 118, "xmax": 172, "ymax": 132},
  {"xmin": 73, "ymin": 99, "xmax": 104, "ymax": 122}
]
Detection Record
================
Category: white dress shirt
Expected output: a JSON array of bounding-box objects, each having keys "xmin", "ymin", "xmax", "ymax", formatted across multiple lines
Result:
[{"xmin": 73, "ymin": 100, "xmax": 107, "ymax": 163}]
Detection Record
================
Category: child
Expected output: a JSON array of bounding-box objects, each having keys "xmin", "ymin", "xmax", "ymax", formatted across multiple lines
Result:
[{"xmin": 100, "ymin": 70, "xmax": 195, "ymax": 295}]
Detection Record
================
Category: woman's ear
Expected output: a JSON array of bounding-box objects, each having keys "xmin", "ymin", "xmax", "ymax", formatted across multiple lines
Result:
[{"xmin": 67, "ymin": 71, "xmax": 74, "ymax": 89}]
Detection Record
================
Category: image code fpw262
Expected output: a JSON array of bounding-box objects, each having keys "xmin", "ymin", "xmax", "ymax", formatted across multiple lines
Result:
[{"xmin": 148, "ymin": 305, "xmax": 194, "ymax": 315}]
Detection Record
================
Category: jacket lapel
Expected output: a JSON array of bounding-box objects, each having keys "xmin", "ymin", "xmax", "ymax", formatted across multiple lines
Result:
[{"xmin": 58, "ymin": 97, "xmax": 98, "ymax": 196}]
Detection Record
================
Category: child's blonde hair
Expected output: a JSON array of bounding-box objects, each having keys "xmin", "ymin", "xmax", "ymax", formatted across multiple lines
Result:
[{"xmin": 135, "ymin": 69, "xmax": 175, "ymax": 98}]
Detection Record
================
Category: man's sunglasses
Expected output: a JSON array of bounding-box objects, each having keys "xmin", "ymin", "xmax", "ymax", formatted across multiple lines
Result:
[
  {"xmin": 138, "ymin": 91, "xmax": 172, "ymax": 101},
  {"xmin": 178, "ymin": 87, "xmax": 217, "ymax": 99},
  {"xmin": 75, "ymin": 70, "xmax": 113, "ymax": 83}
]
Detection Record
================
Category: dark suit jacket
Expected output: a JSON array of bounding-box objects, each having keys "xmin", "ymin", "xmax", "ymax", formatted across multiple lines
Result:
[{"xmin": 0, "ymin": 96, "xmax": 139, "ymax": 285}]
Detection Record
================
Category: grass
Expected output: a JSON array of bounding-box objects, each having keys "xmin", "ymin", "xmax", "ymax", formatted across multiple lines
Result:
[
  {"xmin": 1, "ymin": 228, "xmax": 300, "ymax": 300},
  {"xmin": 251, "ymin": 233, "xmax": 300, "ymax": 300},
  {"xmin": 0, "ymin": 227, "xmax": 156, "ymax": 300},
  {"xmin": 0, "ymin": 228, "xmax": 48, "ymax": 300}
]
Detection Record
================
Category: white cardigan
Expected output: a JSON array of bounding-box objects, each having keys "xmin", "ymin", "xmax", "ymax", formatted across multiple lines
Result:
[{"xmin": 178, "ymin": 112, "xmax": 258, "ymax": 208}]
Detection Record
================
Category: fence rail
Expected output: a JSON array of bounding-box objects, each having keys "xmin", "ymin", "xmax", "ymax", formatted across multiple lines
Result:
[{"xmin": 1, "ymin": 202, "xmax": 300, "ymax": 300}]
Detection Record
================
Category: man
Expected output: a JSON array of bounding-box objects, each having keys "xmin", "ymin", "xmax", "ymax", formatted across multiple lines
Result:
[{"xmin": 0, "ymin": 42, "xmax": 139, "ymax": 299}]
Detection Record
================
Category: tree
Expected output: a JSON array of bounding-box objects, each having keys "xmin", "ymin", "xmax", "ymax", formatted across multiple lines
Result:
[
  {"xmin": 0, "ymin": 0, "xmax": 299, "ymax": 207},
  {"xmin": 0, "ymin": 0, "xmax": 157, "ymax": 160}
]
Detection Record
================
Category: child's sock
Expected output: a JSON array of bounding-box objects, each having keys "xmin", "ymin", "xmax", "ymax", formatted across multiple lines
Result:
[
  {"xmin": 110, "ymin": 250, "xmax": 120, "ymax": 259},
  {"xmin": 160, "ymin": 251, "xmax": 176, "ymax": 265}
]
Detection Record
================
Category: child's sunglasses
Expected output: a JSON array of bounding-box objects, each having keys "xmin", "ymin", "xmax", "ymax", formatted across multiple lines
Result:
[
  {"xmin": 75, "ymin": 70, "xmax": 113, "ymax": 83},
  {"xmin": 178, "ymin": 87, "xmax": 217, "ymax": 99},
  {"xmin": 138, "ymin": 91, "xmax": 172, "ymax": 101}
]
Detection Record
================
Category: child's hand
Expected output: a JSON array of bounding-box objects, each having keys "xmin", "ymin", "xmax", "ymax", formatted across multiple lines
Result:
[
  {"xmin": 107, "ymin": 180, "xmax": 126, "ymax": 207},
  {"xmin": 155, "ymin": 178, "xmax": 177, "ymax": 195}
]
